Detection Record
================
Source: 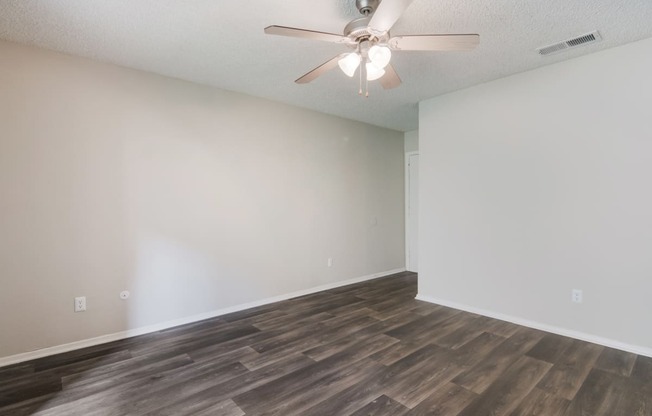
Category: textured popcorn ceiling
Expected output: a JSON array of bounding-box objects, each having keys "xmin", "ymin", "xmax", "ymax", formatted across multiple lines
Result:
[{"xmin": 1, "ymin": 0, "xmax": 652, "ymax": 131}]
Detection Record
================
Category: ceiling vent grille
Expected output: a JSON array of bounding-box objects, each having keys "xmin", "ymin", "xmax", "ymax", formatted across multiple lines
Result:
[{"xmin": 537, "ymin": 31, "xmax": 602, "ymax": 56}]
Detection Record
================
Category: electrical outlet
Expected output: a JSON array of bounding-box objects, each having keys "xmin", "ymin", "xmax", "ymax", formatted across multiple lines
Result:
[
  {"xmin": 327, "ymin": 258, "xmax": 333, "ymax": 267},
  {"xmin": 74, "ymin": 296, "xmax": 87, "ymax": 312},
  {"xmin": 572, "ymin": 289, "xmax": 583, "ymax": 303}
]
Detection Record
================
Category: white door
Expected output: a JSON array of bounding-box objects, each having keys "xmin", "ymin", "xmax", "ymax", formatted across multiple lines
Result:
[{"xmin": 407, "ymin": 153, "xmax": 419, "ymax": 272}]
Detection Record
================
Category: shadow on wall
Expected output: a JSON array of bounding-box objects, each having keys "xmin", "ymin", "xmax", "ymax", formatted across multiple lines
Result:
[{"xmin": 128, "ymin": 233, "xmax": 248, "ymax": 328}]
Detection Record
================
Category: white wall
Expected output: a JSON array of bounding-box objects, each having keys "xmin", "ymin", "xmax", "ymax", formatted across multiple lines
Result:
[
  {"xmin": 419, "ymin": 37, "xmax": 652, "ymax": 353},
  {"xmin": 404, "ymin": 130, "xmax": 419, "ymax": 153},
  {"xmin": 0, "ymin": 40, "xmax": 405, "ymax": 360}
]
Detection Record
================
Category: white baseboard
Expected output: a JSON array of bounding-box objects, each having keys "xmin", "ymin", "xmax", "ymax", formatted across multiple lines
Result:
[
  {"xmin": 0, "ymin": 268, "xmax": 406, "ymax": 367},
  {"xmin": 415, "ymin": 294, "xmax": 652, "ymax": 358}
]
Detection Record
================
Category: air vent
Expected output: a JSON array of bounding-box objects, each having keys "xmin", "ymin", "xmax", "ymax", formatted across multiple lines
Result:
[{"xmin": 537, "ymin": 31, "xmax": 602, "ymax": 56}]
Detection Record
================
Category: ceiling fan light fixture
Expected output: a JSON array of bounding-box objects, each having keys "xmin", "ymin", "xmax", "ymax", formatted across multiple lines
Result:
[
  {"xmin": 338, "ymin": 52, "xmax": 361, "ymax": 77},
  {"xmin": 368, "ymin": 45, "xmax": 391, "ymax": 68},
  {"xmin": 264, "ymin": 0, "xmax": 480, "ymax": 91},
  {"xmin": 365, "ymin": 62, "xmax": 385, "ymax": 81}
]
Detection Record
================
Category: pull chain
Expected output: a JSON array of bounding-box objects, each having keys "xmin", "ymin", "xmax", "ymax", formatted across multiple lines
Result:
[{"xmin": 365, "ymin": 73, "xmax": 369, "ymax": 98}]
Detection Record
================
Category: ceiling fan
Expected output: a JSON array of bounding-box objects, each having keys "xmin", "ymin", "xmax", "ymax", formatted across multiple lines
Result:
[{"xmin": 264, "ymin": 0, "xmax": 480, "ymax": 94}]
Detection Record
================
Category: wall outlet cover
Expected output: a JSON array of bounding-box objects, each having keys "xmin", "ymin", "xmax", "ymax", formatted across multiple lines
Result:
[
  {"xmin": 572, "ymin": 289, "xmax": 583, "ymax": 303},
  {"xmin": 74, "ymin": 296, "xmax": 87, "ymax": 312}
]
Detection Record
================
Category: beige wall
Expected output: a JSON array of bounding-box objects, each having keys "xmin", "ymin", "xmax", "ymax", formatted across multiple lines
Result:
[
  {"xmin": 0, "ymin": 40, "xmax": 405, "ymax": 360},
  {"xmin": 419, "ymin": 37, "xmax": 652, "ymax": 354}
]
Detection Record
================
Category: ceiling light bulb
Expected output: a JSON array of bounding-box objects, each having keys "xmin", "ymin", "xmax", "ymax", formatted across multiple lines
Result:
[
  {"xmin": 368, "ymin": 45, "xmax": 391, "ymax": 69},
  {"xmin": 366, "ymin": 62, "xmax": 385, "ymax": 81},
  {"xmin": 338, "ymin": 53, "xmax": 361, "ymax": 77}
]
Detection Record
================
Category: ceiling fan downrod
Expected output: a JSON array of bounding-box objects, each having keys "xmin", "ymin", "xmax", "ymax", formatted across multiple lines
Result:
[{"xmin": 356, "ymin": 0, "xmax": 380, "ymax": 16}]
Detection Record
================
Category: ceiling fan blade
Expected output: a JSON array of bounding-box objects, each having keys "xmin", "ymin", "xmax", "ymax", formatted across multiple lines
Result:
[
  {"xmin": 379, "ymin": 64, "xmax": 401, "ymax": 89},
  {"xmin": 264, "ymin": 25, "xmax": 350, "ymax": 44},
  {"xmin": 388, "ymin": 34, "xmax": 480, "ymax": 51},
  {"xmin": 295, "ymin": 54, "xmax": 345, "ymax": 84},
  {"xmin": 368, "ymin": 0, "xmax": 416, "ymax": 34}
]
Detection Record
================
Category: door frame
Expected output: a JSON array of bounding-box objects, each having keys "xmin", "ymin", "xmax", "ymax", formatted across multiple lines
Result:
[{"xmin": 405, "ymin": 151, "xmax": 419, "ymax": 272}]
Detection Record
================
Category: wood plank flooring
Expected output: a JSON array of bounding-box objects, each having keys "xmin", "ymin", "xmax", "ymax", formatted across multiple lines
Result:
[{"xmin": 1, "ymin": 271, "xmax": 651, "ymax": 415}]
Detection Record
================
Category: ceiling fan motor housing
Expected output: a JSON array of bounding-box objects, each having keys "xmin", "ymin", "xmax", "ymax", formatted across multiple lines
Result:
[
  {"xmin": 344, "ymin": 16, "xmax": 389, "ymax": 45},
  {"xmin": 344, "ymin": 17, "xmax": 372, "ymax": 38}
]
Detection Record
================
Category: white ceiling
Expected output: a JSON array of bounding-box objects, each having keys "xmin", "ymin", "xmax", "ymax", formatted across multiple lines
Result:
[{"xmin": 1, "ymin": 0, "xmax": 652, "ymax": 132}]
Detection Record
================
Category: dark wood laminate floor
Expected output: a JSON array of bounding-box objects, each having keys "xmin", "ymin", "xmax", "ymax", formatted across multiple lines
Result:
[{"xmin": 1, "ymin": 272, "xmax": 651, "ymax": 415}]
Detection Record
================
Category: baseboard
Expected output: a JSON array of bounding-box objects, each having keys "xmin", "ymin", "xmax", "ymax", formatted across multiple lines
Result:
[
  {"xmin": 0, "ymin": 268, "xmax": 406, "ymax": 367},
  {"xmin": 415, "ymin": 294, "xmax": 652, "ymax": 359}
]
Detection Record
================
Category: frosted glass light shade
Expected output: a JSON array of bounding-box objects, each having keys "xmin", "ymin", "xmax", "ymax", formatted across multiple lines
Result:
[
  {"xmin": 366, "ymin": 62, "xmax": 385, "ymax": 81},
  {"xmin": 338, "ymin": 53, "xmax": 361, "ymax": 77},
  {"xmin": 368, "ymin": 45, "xmax": 391, "ymax": 69}
]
